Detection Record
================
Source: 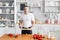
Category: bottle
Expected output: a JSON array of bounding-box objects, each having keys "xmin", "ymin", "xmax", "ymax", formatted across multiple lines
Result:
[
  {"xmin": 51, "ymin": 19, "xmax": 54, "ymax": 24},
  {"xmin": 0, "ymin": 9, "xmax": 2, "ymax": 13},
  {"xmin": 11, "ymin": 10, "xmax": 14, "ymax": 14},
  {"xmin": 5, "ymin": 3, "xmax": 9, "ymax": 6}
]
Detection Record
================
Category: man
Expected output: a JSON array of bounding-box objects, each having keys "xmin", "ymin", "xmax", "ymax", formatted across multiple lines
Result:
[{"xmin": 19, "ymin": 6, "xmax": 35, "ymax": 34}]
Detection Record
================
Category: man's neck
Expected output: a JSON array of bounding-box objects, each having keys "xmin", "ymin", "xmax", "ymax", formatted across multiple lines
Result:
[{"xmin": 24, "ymin": 13, "xmax": 28, "ymax": 15}]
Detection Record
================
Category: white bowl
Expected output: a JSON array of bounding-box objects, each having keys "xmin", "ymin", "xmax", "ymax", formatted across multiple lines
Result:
[{"xmin": 5, "ymin": 3, "xmax": 9, "ymax": 6}]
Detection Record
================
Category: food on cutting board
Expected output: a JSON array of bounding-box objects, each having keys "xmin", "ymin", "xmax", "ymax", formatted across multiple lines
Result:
[
  {"xmin": 7, "ymin": 33, "xmax": 14, "ymax": 37},
  {"xmin": 15, "ymin": 34, "xmax": 19, "ymax": 38},
  {"xmin": 33, "ymin": 34, "xmax": 45, "ymax": 40},
  {"xmin": 33, "ymin": 34, "xmax": 56, "ymax": 40}
]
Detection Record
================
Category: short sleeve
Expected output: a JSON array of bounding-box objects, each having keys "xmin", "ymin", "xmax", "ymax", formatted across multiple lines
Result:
[
  {"xmin": 18, "ymin": 13, "xmax": 23, "ymax": 20},
  {"xmin": 31, "ymin": 14, "xmax": 35, "ymax": 21},
  {"xmin": 19, "ymin": 16, "xmax": 23, "ymax": 20}
]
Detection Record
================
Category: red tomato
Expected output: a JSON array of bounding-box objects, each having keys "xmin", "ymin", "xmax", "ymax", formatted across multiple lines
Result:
[
  {"xmin": 38, "ymin": 35, "xmax": 43, "ymax": 40},
  {"xmin": 39, "ymin": 35, "xmax": 43, "ymax": 38},
  {"xmin": 40, "ymin": 35, "xmax": 43, "ymax": 38},
  {"xmin": 33, "ymin": 34, "xmax": 37, "ymax": 39},
  {"xmin": 8, "ymin": 33, "xmax": 14, "ymax": 37},
  {"xmin": 38, "ymin": 38, "xmax": 42, "ymax": 40},
  {"xmin": 33, "ymin": 34, "xmax": 43, "ymax": 40},
  {"xmin": 36, "ymin": 35, "xmax": 40, "ymax": 39}
]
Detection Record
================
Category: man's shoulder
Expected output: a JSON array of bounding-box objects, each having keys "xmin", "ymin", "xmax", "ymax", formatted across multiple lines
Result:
[{"xmin": 19, "ymin": 13, "xmax": 24, "ymax": 18}]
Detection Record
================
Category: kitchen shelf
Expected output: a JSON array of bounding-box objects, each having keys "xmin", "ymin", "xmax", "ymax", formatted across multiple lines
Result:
[
  {"xmin": 0, "ymin": 25, "xmax": 5, "ymax": 27},
  {"xmin": 36, "ymin": 24, "xmax": 60, "ymax": 25},
  {"xmin": 0, "ymin": 0, "xmax": 14, "ymax": 2},
  {"xmin": 44, "ymin": 0, "xmax": 60, "ymax": 13},
  {"xmin": 45, "ymin": 0, "xmax": 60, "ymax": 1},
  {"xmin": 31, "ymin": 6, "xmax": 41, "ymax": 8},
  {"xmin": 0, "ymin": 0, "xmax": 14, "ymax": 27},
  {"xmin": 0, "ymin": 20, "xmax": 14, "ymax": 21},
  {"xmin": 0, "ymin": 6, "xmax": 14, "ymax": 7},
  {"xmin": 0, "ymin": 13, "xmax": 14, "ymax": 14},
  {"xmin": 0, "ymin": 26, "xmax": 14, "ymax": 27},
  {"xmin": 0, "ymin": 6, "xmax": 14, "ymax": 9},
  {"xmin": 0, "ymin": 26, "xmax": 5, "ymax": 27},
  {"xmin": 46, "ymin": 6, "xmax": 60, "ymax": 7},
  {"xmin": 45, "ymin": 11, "xmax": 60, "ymax": 13}
]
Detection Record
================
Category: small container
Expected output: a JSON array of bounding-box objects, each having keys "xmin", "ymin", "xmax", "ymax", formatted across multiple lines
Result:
[
  {"xmin": 12, "ymin": 3, "xmax": 14, "ymax": 7},
  {"xmin": 11, "ymin": 10, "xmax": 14, "ymax": 14},
  {"xmin": 0, "ymin": 2, "xmax": 3, "ymax": 6},
  {"xmin": 0, "ymin": 16, "xmax": 1, "ymax": 19},
  {"xmin": 6, "ymin": 8, "xmax": 10, "ymax": 13},
  {"xmin": 2, "ymin": 9, "xmax": 6, "ymax": 13},
  {"xmin": 5, "ymin": 3, "xmax": 9, "ymax": 6},
  {"xmin": 0, "ymin": 9, "xmax": 2, "ymax": 13},
  {"xmin": 51, "ymin": 19, "xmax": 54, "ymax": 24}
]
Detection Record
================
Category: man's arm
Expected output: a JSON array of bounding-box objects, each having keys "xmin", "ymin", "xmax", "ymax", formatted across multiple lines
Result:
[
  {"xmin": 31, "ymin": 14, "xmax": 35, "ymax": 27},
  {"xmin": 19, "ymin": 20, "xmax": 23, "ymax": 28},
  {"xmin": 31, "ymin": 20, "xmax": 35, "ymax": 27}
]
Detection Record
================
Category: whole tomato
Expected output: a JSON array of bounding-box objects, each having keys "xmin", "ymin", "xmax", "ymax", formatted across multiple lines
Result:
[
  {"xmin": 33, "ymin": 34, "xmax": 37, "ymax": 39},
  {"xmin": 38, "ymin": 38, "xmax": 42, "ymax": 40},
  {"xmin": 8, "ymin": 33, "xmax": 14, "ymax": 37}
]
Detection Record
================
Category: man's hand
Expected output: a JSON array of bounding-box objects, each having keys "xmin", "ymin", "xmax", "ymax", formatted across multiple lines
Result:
[
  {"xmin": 19, "ymin": 20, "xmax": 23, "ymax": 29},
  {"xmin": 31, "ymin": 20, "xmax": 35, "ymax": 27},
  {"xmin": 19, "ymin": 25, "xmax": 22, "ymax": 29},
  {"xmin": 28, "ymin": 26, "xmax": 32, "ymax": 29}
]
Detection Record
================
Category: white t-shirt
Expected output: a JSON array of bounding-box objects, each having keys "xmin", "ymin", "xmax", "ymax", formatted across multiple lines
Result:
[{"xmin": 20, "ymin": 13, "xmax": 35, "ymax": 27}]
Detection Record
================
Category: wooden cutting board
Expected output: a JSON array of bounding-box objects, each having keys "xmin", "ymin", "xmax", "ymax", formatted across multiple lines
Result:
[
  {"xmin": 0, "ymin": 34, "xmax": 55, "ymax": 40},
  {"xmin": 0, "ymin": 34, "xmax": 34, "ymax": 40}
]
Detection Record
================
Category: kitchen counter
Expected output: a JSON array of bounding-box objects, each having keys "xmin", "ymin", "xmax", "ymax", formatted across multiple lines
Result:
[
  {"xmin": 0, "ymin": 34, "xmax": 55, "ymax": 40},
  {"xmin": 0, "ymin": 24, "xmax": 60, "ymax": 40}
]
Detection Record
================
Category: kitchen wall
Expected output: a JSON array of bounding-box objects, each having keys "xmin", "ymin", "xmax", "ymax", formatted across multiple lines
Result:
[
  {"xmin": 0, "ymin": 0, "xmax": 60, "ymax": 40},
  {"xmin": 17, "ymin": 0, "xmax": 60, "ymax": 23},
  {"xmin": 16, "ymin": 0, "xmax": 60, "ymax": 40}
]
